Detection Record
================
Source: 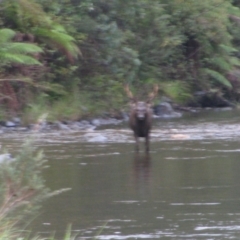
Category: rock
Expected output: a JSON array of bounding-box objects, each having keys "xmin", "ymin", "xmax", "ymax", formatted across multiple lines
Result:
[
  {"xmin": 0, "ymin": 153, "xmax": 14, "ymax": 164},
  {"xmin": 79, "ymin": 120, "xmax": 90, "ymax": 125},
  {"xmin": 154, "ymin": 102, "xmax": 173, "ymax": 115},
  {"xmin": 12, "ymin": 117, "xmax": 21, "ymax": 125},
  {"xmin": 16, "ymin": 127, "xmax": 28, "ymax": 132},
  {"xmin": 121, "ymin": 112, "xmax": 129, "ymax": 121},
  {"xmin": 153, "ymin": 102, "xmax": 182, "ymax": 118},
  {"xmin": 55, "ymin": 121, "xmax": 70, "ymax": 131},
  {"xmin": 5, "ymin": 121, "xmax": 16, "ymax": 127},
  {"xmin": 68, "ymin": 122, "xmax": 81, "ymax": 130},
  {"xmin": 91, "ymin": 118, "xmax": 122, "ymax": 127},
  {"xmin": 32, "ymin": 122, "xmax": 48, "ymax": 132},
  {"xmin": 91, "ymin": 119, "xmax": 101, "ymax": 126},
  {"xmin": 78, "ymin": 120, "xmax": 96, "ymax": 130},
  {"xmin": 189, "ymin": 91, "xmax": 236, "ymax": 108}
]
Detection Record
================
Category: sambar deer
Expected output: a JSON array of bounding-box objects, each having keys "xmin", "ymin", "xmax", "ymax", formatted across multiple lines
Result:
[{"xmin": 124, "ymin": 84, "xmax": 159, "ymax": 152}]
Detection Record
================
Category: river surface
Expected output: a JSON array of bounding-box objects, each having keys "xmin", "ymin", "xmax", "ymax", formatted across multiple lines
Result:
[{"xmin": 3, "ymin": 109, "xmax": 240, "ymax": 239}]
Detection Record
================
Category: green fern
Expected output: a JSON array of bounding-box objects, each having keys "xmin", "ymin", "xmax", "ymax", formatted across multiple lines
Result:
[
  {"xmin": 0, "ymin": 53, "xmax": 41, "ymax": 65},
  {"xmin": 210, "ymin": 57, "xmax": 231, "ymax": 71},
  {"xmin": 0, "ymin": 29, "xmax": 16, "ymax": 43},
  {"xmin": 0, "ymin": 78, "xmax": 66, "ymax": 95},
  {"xmin": 0, "ymin": 28, "xmax": 43, "ymax": 66},
  {"xmin": 34, "ymin": 27, "xmax": 81, "ymax": 60},
  {"xmin": 203, "ymin": 68, "xmax": 232, "ymax": 88},
  {"xmin": 6, "ymin": 42, "xmax": 42, "ymax": 54},
  {"xmin": 219, "ymin": 44, "xmax": 238, "ymax": 53},
  {"xmin": 229, "ymin": 56, "xmax": 240, "ymax": 66},
  {"xmin": 34, "ymin": 82, "xmax": 67, "ymax": 95},
  {"xmin": 4, "ymin": 0, "xmax": 81, "ymax": 61}
]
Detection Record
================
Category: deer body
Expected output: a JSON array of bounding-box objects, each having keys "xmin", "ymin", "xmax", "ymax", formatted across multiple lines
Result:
[{"xmin": 125, "ymin": 85, "xmax": 158, "ymax": 152}]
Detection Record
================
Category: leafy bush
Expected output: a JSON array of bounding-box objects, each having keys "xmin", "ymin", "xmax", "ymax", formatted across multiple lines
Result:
[{"xmin": 0, "ymin": 139, "xmax": 70, "ymax": 239}]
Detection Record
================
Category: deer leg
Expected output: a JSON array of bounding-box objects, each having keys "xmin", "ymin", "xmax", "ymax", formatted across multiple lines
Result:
[
  {"xmin": 145, "ymin": 135, "xmax": 150, "ymax": 152},
  {"xmin": 134, "ymin": 135, "xmax": 139, "ymax": 152}
]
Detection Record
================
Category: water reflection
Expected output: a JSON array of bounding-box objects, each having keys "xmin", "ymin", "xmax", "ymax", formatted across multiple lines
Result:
[{"xmin": 132, "ymin": 152, "xmax": 152, "ymax": 199}]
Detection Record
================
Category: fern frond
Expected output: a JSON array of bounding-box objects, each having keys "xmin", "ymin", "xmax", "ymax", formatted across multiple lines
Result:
[
  {"xmin": 18, "ymin": 0, "xmax": 52, "ymax": 26},
  {"xmin": 34, "ymin": 82, "xmax": 67, "ymax": 95},
  {"xmin": 210, "ymin": 57, "xmax": 231, "ymax": 71},
  {"xmin": 219, "ymin": 44, "xmax": 238, "ymax": 53},
  {"xmin": 34, "ymin": 28, "xmax": 81, "ymax": 60},
  {"xmin": 51, "ymin": 24, "xmax": 67, "ymax": 33},
  {"xmin": 229, "ymin": 57, "xmax": 240, "ymax": 67},
  {"xmin": 6, "ymin": 42, "xmax": 43, "ymax": 54},
  {"xmin": 0, "ymin": 29, "xmax": 16, "ymax": 43},
  {"xmin": 0, "ymin": 28, "xmax": 43, "ymax": 66},
  {"xmin": 203, "ymin": 68, "xmax": 232, "ymax": 88},
  {"xmin": 0, "ymin": 78, "xmax": 66, "ymax": 94},
  {"xmin": 0, "ymin": 53, "xmax": 41, "ymax": 65}
]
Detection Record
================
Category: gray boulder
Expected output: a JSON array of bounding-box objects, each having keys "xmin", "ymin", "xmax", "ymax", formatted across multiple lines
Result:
[{"xmin": 153, "ymin": 102, "xmax": 182, "ymax": 118}]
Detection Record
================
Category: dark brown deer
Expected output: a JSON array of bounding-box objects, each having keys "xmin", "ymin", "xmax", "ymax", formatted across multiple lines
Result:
[{"xmin": 124, "ymin": 84, "xmax": 159, "ymax": 152}]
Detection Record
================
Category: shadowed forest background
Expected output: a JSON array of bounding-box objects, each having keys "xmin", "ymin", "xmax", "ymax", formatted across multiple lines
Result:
[{"xmin": 1, "ymin": 0, "xmax": 240, "ymax": 122}]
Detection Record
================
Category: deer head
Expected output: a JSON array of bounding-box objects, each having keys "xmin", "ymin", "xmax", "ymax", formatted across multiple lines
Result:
[{"xmin": 124, "ymin": 84, "xmax": 159, "ymax": 119}]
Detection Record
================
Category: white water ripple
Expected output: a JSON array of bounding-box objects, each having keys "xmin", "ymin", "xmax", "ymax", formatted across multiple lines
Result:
[{"xmin": 2, "ymin": 121, "xmax": 240, "ymax": 144}]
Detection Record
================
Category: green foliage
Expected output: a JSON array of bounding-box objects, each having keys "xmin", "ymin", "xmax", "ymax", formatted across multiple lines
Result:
[
  {"xmin": 2, "ymin": 0, "xmax": 240, "ymax": 113},
  {"xmin": 33, "ymin": 27, "xmax": 81, "ymax": 62},
  {"xmin": 0, "ymin": 137, "xmax": 76, "ymax": 240},
  {"xmin": 23, "ymin": 90, "xmax": 87, "ymax": 123},
  {"xmin": 203, "ymin": 68, "xmax": 232, "ymax": 88},
  {"xmin": 22, "ymin": 94, "xmax": 49, "ymax": 124},
  {"xmin": 0, "ymin": 28, "xmax": 42, "ymax": 67},
  {"xmin": 1, "ymin": 0, "xmax": 80, "ymax": 62},
  {"xmin": 47, "ymin": 90, "xmax": 85, "ymax": 121},
  {"xmin": 0, "ymin": 139, "xmax": 70, "ymax": 240},
  {"xmin": 161, "ymin": 81, "xmax": 192, "ymax": 104},
  {"xmin": 80, "ymin": 75, "xmax": 126, "ymax": 116},
  {"xmin": 68, "ymin": 0, "xmax": 240, "ymax": 105},
  {"xmin": 0, "ymin": 140, "xmax": 48, "ymax": 224}
]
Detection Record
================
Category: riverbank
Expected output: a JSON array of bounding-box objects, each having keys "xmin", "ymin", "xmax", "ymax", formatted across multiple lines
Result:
[{"xmin": 0, "ymin": 105, "xmax": 235, "ymax": 134}]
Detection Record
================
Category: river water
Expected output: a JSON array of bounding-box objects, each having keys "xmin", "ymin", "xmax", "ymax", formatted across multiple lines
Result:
[{"xmin": 3, "ymin": 109, "xmax": 240, "ymax": 239}]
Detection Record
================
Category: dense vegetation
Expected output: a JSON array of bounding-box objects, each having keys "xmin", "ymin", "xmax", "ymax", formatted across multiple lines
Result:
[{"xmin": 1, "ymin": 0, "xmax": 240, "ymax": 122}]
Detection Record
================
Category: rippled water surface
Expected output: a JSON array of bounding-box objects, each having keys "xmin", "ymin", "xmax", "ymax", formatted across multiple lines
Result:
[{"xmin": 3, "ymin": 109, "xmax": 240, "ymax": 239}]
